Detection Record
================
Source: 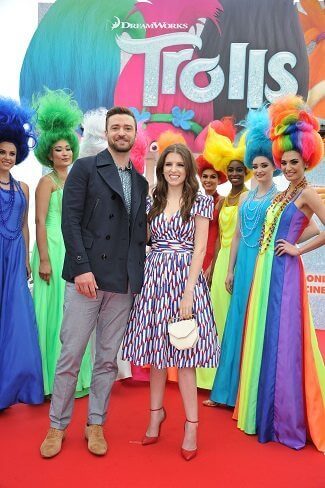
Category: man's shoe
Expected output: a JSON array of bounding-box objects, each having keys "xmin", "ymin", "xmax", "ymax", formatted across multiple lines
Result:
[
  {"xmin": 40, "ymin": 428, "xmax": 65, "ymax": 458},
  {"xmin": 85, "ymin": 424, "xmax": 108, "ymax": 456}
]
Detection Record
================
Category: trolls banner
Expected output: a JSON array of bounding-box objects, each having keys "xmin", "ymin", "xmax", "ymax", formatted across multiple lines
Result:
[
  {"xmin": 16, "ymin": 0, "xmax": 325, "ymax": 328},
  {"xmin": 20, "ymin": 0, "xmax": 325, "ymax": 143}
]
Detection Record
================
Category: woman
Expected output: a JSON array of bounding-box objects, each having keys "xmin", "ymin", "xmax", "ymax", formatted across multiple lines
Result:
[
  {"xmin": 197, "ymin": 155, "xmax": 228, "ymax": 275},
  {"xmin": 195, "ymin": 156, "xmax": 227, "ymax": 390},
  {"xmin": 204, "ymin": 106, "xmax": 278, "ymax": 406},
  {"xmin": 197, "ymin": 155, "xmax": 226, "ymax": 272},
  {"xmin": 122, "ymin": 143, "xmax": 219, "ymax": 460},
  {"xmin": 31, "ymin": 89, "xmax": 92, "ymax": 397},
  {"xmin": 204, "ymin": 129, "xmax": 251, "ymax": 344},
  {"xmin": 236, "ymin": 95, "xmax": 325, "ymax": 452},
  {"xmin": 0, "ymin": 97, "xmax": 43, "ymax": 409}
]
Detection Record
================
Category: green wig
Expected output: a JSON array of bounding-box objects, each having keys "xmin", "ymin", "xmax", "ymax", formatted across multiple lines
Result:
[{"xmin": 33, "ymin": 89, "xmax": 83, "ymax": 167}]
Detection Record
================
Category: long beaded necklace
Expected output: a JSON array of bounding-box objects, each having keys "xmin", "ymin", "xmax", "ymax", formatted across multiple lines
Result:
[
  {"xmin": 259, "ymin": 177, "xmax": 308, "ymax": 254},
  {"xmin": 0, "ymin": 173, "xmax": 25, "ymax": 240},
  {"xmin": 239, "ymin": 183, "xmax": 277, "ymax": 248}
]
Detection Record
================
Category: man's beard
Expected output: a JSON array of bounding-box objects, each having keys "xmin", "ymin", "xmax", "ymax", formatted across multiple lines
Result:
[{"xmin": 108, "ymin": 137, "xmax": 135, "ymax": 153}]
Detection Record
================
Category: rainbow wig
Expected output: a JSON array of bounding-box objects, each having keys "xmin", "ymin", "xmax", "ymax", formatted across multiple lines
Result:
[
  {"xmin": 33, "ymin": 89, "xmax": 83, "ymax": 167},
  {"xmin": 244, "ymin": 106, "xmax": 281, "ymax": 176},
  {"xmin": 269, "ymin": 95, "xmax": 324, "ymax": 170},
  {"xmin": 203, "ymin": 127, "xmax": 252, "ymax": 181},
  {"xmin": 0, "ymin": 97, "xmax": 36, "ymax": 164},
  {"xmin": 79, "ymin": 107, "xmax": 107, "ymax": 158}
]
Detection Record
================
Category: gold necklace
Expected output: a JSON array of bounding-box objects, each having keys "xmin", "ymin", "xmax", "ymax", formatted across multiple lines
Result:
[
  {"xmin": 51, "ymin": 170, "xmax": 66, "ymax": 189},
  {"xmin": 224, "ymin": 186, "xmax": 247, "ymax": 207}
]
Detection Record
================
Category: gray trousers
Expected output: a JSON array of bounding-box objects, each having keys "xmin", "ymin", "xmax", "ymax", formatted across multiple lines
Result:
[{"xmin": 49, "ymin": 283, "xmax": 133, "ymax": 429}]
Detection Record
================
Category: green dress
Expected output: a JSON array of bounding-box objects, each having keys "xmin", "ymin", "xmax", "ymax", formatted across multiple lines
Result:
[
  {"xmin": 196, "ymin": 202, "xmax": 238, "ymax": 389},
  {"xmin": 31, "ymin": 176, "xmax": 92, "ymax": 396}
]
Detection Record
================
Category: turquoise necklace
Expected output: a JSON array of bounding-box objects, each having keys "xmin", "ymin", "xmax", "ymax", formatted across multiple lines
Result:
[{"xmin": 239, "ymin": 183, "xmax": 277, "ymax": 248}]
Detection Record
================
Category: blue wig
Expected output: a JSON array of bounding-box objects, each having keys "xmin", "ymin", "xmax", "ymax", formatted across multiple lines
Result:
[
  {"xmin": 19, "ymin": 0, "xmax": 145, "ymax": 113},
  {"xmin": 243, "ymin": 106, "xmax": 281, "ymax": 176},
  {"xmin": 0, "ymin": 97, "xmax": 36, "ymax": 164}
]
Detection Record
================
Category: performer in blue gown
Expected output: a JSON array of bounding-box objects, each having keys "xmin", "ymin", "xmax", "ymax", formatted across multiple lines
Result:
[
  {"xmin": 204, "ymin": 106, "xmax": 278, "ymax": 407},
  {"xmin": 0, "ymin": 97, "xmax": 44, "ymax": 409}
]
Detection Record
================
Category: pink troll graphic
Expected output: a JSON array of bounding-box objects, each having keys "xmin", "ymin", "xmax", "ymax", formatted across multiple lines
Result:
[{"xmin": 114, "ymin": 0, "xmax": 224, "ymax": 153}]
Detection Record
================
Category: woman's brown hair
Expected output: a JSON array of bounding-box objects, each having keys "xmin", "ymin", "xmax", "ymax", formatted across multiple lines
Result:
[{"xmin": 148, "ymin": 143, "xmax": 199, "ymax": 223}]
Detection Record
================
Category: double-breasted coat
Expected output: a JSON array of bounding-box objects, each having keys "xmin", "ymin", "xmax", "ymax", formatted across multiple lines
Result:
[{"xmin": 61, "ymin": 148, "xmax": 148, "ymax": 293}]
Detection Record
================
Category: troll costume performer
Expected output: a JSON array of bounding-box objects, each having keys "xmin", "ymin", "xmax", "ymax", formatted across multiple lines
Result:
[
  {"xmin": 0, "ymin": 97, "xmax": 44, "ymax": 409},
  {"xmin": 31, "ymin": 89, "xmax": 92, "ymax": 397},
  {"xmin": 235, "ymin": 95, "xmax": 325, "ymax": 452}
]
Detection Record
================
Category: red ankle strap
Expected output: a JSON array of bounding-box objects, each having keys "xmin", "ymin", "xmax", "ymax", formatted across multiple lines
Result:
[
  {"xmin": 150, "ymin": 407, "xmax": 164, "ymax": 412},
  {"xmin": 186, "ymin": 419, "xmax": 199, "ymax": 424}
]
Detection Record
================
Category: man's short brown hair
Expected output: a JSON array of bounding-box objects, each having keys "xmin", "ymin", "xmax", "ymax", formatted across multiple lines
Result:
[{"xmin": 105, "ymin": 106, "xmax": 137, "ymax": 130}]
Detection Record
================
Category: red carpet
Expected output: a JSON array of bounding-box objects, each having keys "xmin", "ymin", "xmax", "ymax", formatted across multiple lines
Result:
[{"xmin": 1, "ymin": 331, "xmax": 324, "ymax": 488}]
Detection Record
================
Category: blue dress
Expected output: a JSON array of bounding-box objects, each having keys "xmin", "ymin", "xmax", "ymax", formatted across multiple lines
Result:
[
  {"xmin": 0, "ymin": 180, "xmax": 44, "ymax": 409},
  {"xmin": 210, "ymin": 190, "xmax": 274, "ymax": 406}
]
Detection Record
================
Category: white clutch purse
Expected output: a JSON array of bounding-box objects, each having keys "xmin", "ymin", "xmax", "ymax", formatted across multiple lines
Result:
[{"xmin": 168, "ymin": 316, "xmax": 199, "ymax": 350}]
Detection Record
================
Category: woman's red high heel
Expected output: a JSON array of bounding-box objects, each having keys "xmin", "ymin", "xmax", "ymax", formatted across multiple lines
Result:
[
  {"xmin": 142, "ymin": 407, "xmax": 167, "ymax": 446},
  {"xmin": 181, "ymin": 419, "xmax": 198, "ymax": 461}
]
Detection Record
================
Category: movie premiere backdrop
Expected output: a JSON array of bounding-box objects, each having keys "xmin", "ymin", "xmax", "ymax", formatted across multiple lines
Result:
[{"xmin": 3, "ymin": 0, "xmax": 325, "ymax": 326}]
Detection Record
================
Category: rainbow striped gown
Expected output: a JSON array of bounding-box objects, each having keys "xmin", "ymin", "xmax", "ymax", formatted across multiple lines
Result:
[{"xmin": 235, "ymin": 200, "xmax": 325, "ymax": 452}]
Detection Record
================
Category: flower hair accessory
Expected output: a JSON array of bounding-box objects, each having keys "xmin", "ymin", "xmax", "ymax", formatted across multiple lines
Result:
[{"xmin": 129, "ymin": 106, "xmax": 203, "ymax": 135}]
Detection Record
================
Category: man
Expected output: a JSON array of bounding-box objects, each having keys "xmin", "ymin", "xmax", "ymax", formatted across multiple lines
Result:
[{"xmin": 40, "ymin": 107, "xmax": 148, "ymax": 458}]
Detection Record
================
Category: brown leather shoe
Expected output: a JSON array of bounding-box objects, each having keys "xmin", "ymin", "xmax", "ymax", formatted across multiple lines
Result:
[
  {"xmin": 40, "ymin": 428, "xmax": 65, "ymax": 458},
  {"xmin": 85, "ymin": 424, "xmax": 108, "ymax": 456}
]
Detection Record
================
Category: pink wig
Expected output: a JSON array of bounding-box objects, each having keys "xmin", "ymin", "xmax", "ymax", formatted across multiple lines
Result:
[
  {"xmin": 130, "ymin": 124, "xmax": 148, "ymax": 174},
  {"xmin": 114, "ymin": 0, "xmax": 224, "ymax": 150}
]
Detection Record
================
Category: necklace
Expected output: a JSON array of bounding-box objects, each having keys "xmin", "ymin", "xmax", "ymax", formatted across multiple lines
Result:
[
  {"xmin": 0, "ymin": 174, "xmax": 25, "ymax": 240},
  {"xmin": 259, "ymin": 177, "xmax": 308, "ymax": 253},
  {"xmin": 0, "ymin": 179, "xmax": 10, "ymax": 185},
  {"xmin": 224, "ymin": 186, "xmax": 247, "ymax": 207},
  {"xmin": 49, "ymin": 172, "xmax": 64, "ymax": 216},
  {"xmin": 239, "ymin": 183, "xmax": 277, "ymax": 248},
  {"xmin": 51, "ymin": 171, "xmax": 65, "ymax": 190}
]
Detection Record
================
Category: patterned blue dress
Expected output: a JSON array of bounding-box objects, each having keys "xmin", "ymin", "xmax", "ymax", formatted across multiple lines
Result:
[
  {"xmin": 210, "ymin": 191, "xmax": 274, "ymax": 406},
  {"xmin": 122, "ymin": 194, "xmax": 219, "ymax": 368},
  {"xmin": 0, "ymin": 180, "xmax": 44, "ymax": 409}
]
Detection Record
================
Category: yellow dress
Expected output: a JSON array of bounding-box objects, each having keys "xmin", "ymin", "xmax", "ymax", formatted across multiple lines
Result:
[{"xmin": 196, "ymin": 201, "xmax": 239, "ymax": 389}]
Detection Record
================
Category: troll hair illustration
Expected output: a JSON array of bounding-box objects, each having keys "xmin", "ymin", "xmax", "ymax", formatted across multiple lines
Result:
[
  {"xmin": 114, "ymin": 0, "xmax": 224, "ymax": 151},
  {"xmin": 20, "ymin": 0, "xmax": 146, "ymax": 112}
]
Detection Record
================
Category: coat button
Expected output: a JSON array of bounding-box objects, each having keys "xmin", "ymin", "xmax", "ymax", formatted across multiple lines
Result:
[
  {"xmin": 138, "ymin": 221, "xmax": 143, "ymax": 227},
  {"xmin": 101, "ymin": 254, "xmax": 107, "ymax": 260},
  {"xmin": 111, "ymin": 194, "xmax": 117, "ymax": 200},
  {"xmin": 109, "ymin": 214, "xmax": 114, "ymax": 219},
  {"xmin": 138, "ymin": 241, "xmax": 144, "ymax": 245},
  {"xmin": 76, "ymin": 255, "xmax": 82, "ymax": 261},
  {"xmin": 106, "ymin": 235, "xmax": 111, "ymax": 240}
]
